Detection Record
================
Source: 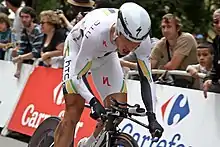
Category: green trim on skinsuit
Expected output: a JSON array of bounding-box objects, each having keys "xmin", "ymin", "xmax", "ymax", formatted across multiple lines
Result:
[
  {"xmin": 65, "ymin": 80, "xmax": 75, "ymax": 94},
  {"xmin": 137, "ymin": 59, "xmax": 152, "ymax": 83},
  {"xmin": 64, "ymin": 41, "xmax": 70, "ymax": 57},
  {"xmin": 120, "ymin": 80, "xmax": 127, "ymax": 93},
  {"xmin": 70, "ymin": 79, "xmax": 78, "ymax": 93},
  {"xmin": 77, "ymin": 61, "xmax": 92, "ymax": 78}
]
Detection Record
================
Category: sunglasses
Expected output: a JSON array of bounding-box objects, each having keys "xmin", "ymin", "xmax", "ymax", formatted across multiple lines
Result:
[
  {"xmin": 40, "ymin": 21, "xmax": 49, "ymax": 24},
  {"xmin": 213, "ymin": 19, "xmax": 220, "ymax": 25}
]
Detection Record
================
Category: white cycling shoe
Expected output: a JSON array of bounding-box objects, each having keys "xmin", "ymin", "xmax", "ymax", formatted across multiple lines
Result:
[{"xmin": 77, "ymin": 137, "xmax": 89, "ymax": 147}]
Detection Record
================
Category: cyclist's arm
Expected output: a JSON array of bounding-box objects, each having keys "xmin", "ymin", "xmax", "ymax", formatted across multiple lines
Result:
[
  {"xmin": 135, "ymin": 37, "xmax": 156, "ymax": 112},
  {"xmin": 69, "ymin": 37, "xmax": 97, "ymax": 103},
  {"xmin": 136, "ymin": 58, "xmax": 156, "ymax": 112}
]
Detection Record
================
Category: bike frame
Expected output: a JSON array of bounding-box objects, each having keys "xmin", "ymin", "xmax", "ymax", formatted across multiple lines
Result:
[{"xmin": 92, "ymin": 105, "xmax": 150, "ymax": 147}]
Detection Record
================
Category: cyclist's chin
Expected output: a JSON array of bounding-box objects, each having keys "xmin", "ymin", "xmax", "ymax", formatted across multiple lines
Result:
[{"xmin": 118, "ymin": 49, "xmax": 130, "ymax": 55}]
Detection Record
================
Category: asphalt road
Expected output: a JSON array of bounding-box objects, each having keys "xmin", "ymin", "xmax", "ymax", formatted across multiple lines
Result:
[{"xmin": 0, "ymin": 135, "xmax": 27, "ymax": 147}]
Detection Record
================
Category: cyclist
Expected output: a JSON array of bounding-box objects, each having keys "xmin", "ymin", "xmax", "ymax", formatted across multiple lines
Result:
[{"xmin": 54, "ymin": 2, "xmax": 164, "ymax": 147}]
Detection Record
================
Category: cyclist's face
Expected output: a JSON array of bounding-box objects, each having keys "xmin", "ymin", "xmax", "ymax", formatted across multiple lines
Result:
[
  {"xmin": 213, "ymin": 12, "xmax": 220, "ymax": 35},
  {"xmin": 116, "ymin": 34, "xmax": 140, "ymax": 55}
]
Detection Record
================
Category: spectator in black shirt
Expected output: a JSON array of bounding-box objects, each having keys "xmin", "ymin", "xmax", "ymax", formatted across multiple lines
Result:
[
  {"xmin": 40, "ymin": 10, "xmax": 67, "ymax": 68},
  {"xmin": 203, "ymin": 9, "xmax": 220, "ymax": 98}
]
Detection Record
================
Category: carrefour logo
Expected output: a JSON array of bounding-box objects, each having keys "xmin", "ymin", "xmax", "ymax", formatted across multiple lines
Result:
[{"xmin": 161, "ymin": 94, "xmax": 190, "ymax": 126}]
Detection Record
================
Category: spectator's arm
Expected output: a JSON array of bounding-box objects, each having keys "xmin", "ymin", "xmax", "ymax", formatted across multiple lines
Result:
[
  {"xmin": 163, "ymin": 54, "xmax": 185, "ymax": 70},
  {"xmin": 41, "ymin": 42, "xmax": 64, "ymax": 61},
  {"xmin": 42, "ymin": 50, "xmax": 63, "ymax": 61},
  {"xmin": 120, "ymin": 59, "xmax": 137, "ymax": 69},
  {"xmin": 150, "ymin": 58, "xmax": 158, "ymax": 69},
  {"xmin": 120, "ymin": 52, "xmax": 138, "ymax": 69},
  {"xmin": 20, "ymin": 52, "xmax": 33, "ymax": 60},
  {"xmin": 186, "ymin": 64, "xmax": 200, "ymax": 78},
  {"xmin": 59, "ymin": 13, "xmax": 73, "ymax": 31},
  {"xmin": 0, "ymin": 43, "xmax": 7, "ymax": 48}
]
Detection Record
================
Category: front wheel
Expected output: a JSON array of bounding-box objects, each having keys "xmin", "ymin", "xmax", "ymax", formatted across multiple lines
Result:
[
  {"xmin": 100, "ymin": 133, "xmax": 138, "ymax": 147},
  {"xmin": 28, "ymin": 116, "xmax": 73, "ymax": 147}
]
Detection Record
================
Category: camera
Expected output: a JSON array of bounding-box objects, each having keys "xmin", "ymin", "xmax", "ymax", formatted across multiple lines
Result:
[{"xmin": 55, "ymin": 9, "xmax": 63, "ymax": 14}]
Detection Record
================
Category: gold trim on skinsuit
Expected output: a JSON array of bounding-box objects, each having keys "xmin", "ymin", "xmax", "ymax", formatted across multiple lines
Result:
[
  {"xmin": 77, "ymin": 61, "xmax": 92, "ymax": 78},
  {"xmin": 137, "ymin": 59, "xmax": 152, "ymax": 83},
  {"xmin": 120, "ymin": 80, "xmax": 127, "ymax": 93},
  {"xmin": 65, "ymin": 79, "xmax": 78, "ymax": 94}
]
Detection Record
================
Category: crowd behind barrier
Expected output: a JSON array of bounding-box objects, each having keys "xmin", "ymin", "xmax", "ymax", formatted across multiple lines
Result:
[{"xmin": 0, "ymin": 0, "xmax": 219, "ymax": 92}]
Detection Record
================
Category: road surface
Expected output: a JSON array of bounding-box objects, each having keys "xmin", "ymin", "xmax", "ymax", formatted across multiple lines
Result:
[{"xmin": 0, "ymin": 135, "xmax": 27, "ymax": 147}]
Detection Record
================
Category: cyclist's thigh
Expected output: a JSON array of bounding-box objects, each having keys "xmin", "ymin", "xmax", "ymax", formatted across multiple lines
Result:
[{"xmin": 91, "ymin": 52, "xmax": 126, "ymax": 102}]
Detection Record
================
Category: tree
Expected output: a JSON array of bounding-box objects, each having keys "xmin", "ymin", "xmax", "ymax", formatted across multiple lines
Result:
[{"xmin": 31, "ymin": 0, "xmax": 220, "ymax": 39}]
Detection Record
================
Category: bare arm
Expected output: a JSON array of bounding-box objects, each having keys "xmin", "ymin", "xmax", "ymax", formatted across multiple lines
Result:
[
  {"xmin": 120, "ymin": 59, "xmax": 137, "ymax": 69},
  {"xmin": 41, "ymin": 43, "xmax": 64, "ymax": 61},
  {"xmin": 59, "ymin": 14, "xmax": 73, "ymax": 31},
  {"xmin": 150, "ymin": 58, "xmax": 158, "ymax": 69},
  {"xmin": 163, "ymin": 54, "xmax": 185, "ymax": 70}
]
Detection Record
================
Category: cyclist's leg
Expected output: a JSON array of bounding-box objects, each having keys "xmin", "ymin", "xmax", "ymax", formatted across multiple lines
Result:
[
  {"xmin": 55, "ymin": 33, "xmax": 84, "ymax": 147},
  {"xmin": 80, "ymin": 52, "xmax": 127, "ymax": 146},
  {"xmin": 92, "ymin": 92, "xmax": 127, "ymax": 138},
  {"xmin": 54, "ymin": 94, "xmax": 85, "ymax": 147}
]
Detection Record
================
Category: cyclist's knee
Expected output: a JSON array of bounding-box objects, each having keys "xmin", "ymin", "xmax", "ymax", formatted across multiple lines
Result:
[
  {"xmin": 104, "ymin": 93, "xmax": 127, "ymax": 108},
  {"xmin": 63, "ymin": 94, "xmax": 85, "ymax": 126},
  {"xmin": 96, "ymin": 121, "xmax": 104, "ymax": 129}
]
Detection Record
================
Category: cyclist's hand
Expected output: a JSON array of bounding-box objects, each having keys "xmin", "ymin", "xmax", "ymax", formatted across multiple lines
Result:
[
  {"xmin": 149, "ymin": 120, "xmax": 164, "ymax": 140},
  {"xmin": 89, "ymin": 97, "xmax": 106, "ymax": 120},
  {"xmin": 148, "ymin": 112, "xmax": 164, "ymax": 141}
]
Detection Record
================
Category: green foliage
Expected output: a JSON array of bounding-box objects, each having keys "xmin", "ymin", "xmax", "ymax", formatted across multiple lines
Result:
[
  {"xmin": 35, "ymin": 0, "xmax": 60, "ymax": 14},
  {"xmin": 135, "ymin": 0, "xmax": 218, "ymax": 38},
  {"xmin": 34, "ymin": 0, "xmax": 220, "ymax": 38}
]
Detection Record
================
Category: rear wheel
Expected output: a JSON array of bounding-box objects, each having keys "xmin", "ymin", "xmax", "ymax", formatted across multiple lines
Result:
[
  {"xmin": 100, "ymin": 133, "xmax": 138, "ymax": 147},
  {"xmin": 28, "ymin": 116, "xmax": 73, "ymax": 147}
]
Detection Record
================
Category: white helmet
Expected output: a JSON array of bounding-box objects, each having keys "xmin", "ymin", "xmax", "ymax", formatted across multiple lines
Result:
[{"xmin": 116, "ymin": 2, "xmax": 151, "ymax": 43}]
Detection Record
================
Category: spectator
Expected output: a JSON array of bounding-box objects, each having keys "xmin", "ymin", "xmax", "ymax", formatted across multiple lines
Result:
[
  {"xmin": 12, "ymin": 6, "xmax": 44, "ymax": 78},
  {"xmin": 150, "ymin": 13, "xmax": 198, "ymax": 70},
  {"xmin": 67, "ymin": 0, "xmax": 95, "ymax": 8},
  {"xmin": 150, "ymin": 13, "xmax": 198, "ymax": 88},
  {"xmin": 186, "ymin": 42, "xmax": 213, "ymax": 89},
  {"xmin": 0, "ymin": 4, "xmax": 10, "ymax": 15},
  {"xmin": 0, "ymin": 13, "xmax": 12, "ymax": 60},
  {"xmin": 195, "ymin": 34, "xmax": 204, "ymax": 44},
  {"xmin": 203, "ymin": 9, "xmax": 220, "ymax": 97},
  {"xmin": 39, "ymin": 10, "xmax": 67, "ymax": 68},
  {"xmin": 59, "ymin": 0, "xmax": 94, "ymax": 31},
  {"xmin": 5, "ymin": 0, "xmax": 23, "ymax": 42}
]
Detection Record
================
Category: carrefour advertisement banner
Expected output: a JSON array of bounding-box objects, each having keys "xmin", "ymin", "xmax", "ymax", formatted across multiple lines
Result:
[{"xmin": 119, "ymin": 80, "xmax": 220, "ymax": 147}]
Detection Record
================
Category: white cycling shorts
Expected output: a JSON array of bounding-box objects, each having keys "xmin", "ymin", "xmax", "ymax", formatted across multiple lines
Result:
[{"xmin": 62, "ymin": 38, "xmax": 126, "ymax": 101}]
